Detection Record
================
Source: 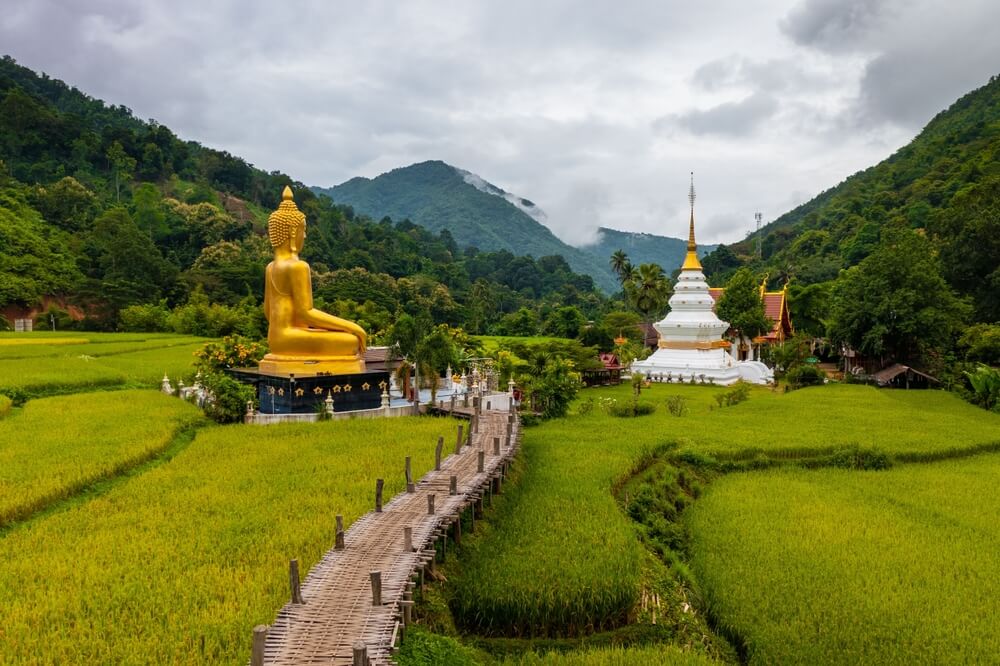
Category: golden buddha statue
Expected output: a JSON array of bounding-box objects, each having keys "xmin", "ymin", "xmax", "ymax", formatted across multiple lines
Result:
[{"xmin": 259, "ymin": 186, "xmax": 367, "ymax": 375}]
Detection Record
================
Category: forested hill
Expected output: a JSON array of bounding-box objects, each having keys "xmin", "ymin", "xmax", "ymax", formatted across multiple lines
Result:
[
  {"xmin": 0, "ymin": 56, "xmax": 606, "ymax": 336},
  {"xmin": 314, "ymin": 161, "xmax": 620, "ymax": 292},
  {"xmin": 579, "ymin": 227, "xmax": 717, "ymax": 275},
  {"xmin": 724, "ymin": 71, "xmax": 1000, "ymax": 320}
]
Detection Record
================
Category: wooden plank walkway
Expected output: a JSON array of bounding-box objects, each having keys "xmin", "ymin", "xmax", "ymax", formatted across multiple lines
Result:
[{"xmin": 252, "ymin": 403, "xmax": 521, "ymax": 665}]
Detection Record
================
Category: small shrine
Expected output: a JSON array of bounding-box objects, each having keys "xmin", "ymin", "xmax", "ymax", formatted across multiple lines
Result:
[{"xmin": 631, "ymin": 176, "xmax": 772, "ymax": 385}]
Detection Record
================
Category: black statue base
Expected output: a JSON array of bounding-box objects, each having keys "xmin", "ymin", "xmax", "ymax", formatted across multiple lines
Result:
[{"xmin": 227, "ymin": 368, "xmax": 390, "ymax": 414}]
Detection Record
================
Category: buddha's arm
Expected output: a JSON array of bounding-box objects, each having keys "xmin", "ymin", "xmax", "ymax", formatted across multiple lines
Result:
[
  {"xmin": 290, "ymin": 263, "xmax": 367, "ymax": 351},
  {"xmin": 263, "ymin": 266, "xmax": 271, "ymax": 322}
]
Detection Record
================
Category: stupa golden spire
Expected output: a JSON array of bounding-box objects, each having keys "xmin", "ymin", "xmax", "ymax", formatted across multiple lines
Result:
[{"xmin": 681, "ymin": 172, "xmax": 703, "ymax": 271}]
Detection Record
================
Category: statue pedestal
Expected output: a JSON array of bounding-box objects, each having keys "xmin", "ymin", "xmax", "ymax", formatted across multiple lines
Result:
[
  {"xmin": 258, "ymin": 353, "xmax": 363, "ymax": 375},
  {"xmin": 228, "ymin": 368, "xmax": 390, "ymax": 414}
]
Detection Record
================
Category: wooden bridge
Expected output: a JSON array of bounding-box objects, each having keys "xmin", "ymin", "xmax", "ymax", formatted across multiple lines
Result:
[{"xmin": 251, "ymin": 401, "xmax": 520, "ymax": 665}]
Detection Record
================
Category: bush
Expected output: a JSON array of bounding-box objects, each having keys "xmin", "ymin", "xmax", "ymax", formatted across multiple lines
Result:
[
  {"xmin": 666, "ymin": 395, "xmax": 688, "ymax": 417},
  {"xmin": 609, "ymin": 399, "xmax": 656, "ymax": 418},
  {"xmin": 119, "ymin": 302, "xmax": 171, "ymax": 332},
  {"xmin": 0, "ymin": 394, "xmax": 11, "ymax": 418},
  {"xmin": 576, "ymin": 397, "xmax": 595, "ymax": 415},
  {"xmin": 200, "ymin": 372, "xmax": 255, "ymax": 424},
  {"xmin": 194, "ymin": 335, "xmax": 268, "ymax": 372},
  {"xmin": 785, "ymin": 364, "xmax": 826, "ymax": 389},
  {"xmin": 714, "ymin": 381, "xmax": 751, "ymax": 408}
]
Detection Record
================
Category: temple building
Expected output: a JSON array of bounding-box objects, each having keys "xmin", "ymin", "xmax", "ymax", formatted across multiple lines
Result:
[
  {"xmin": 707, "ymin": 281, "xmax": 794, "ymax": 361},
  {"xmin": 631, "ymin": 177, "xmax": 773, "ymax": 385}
]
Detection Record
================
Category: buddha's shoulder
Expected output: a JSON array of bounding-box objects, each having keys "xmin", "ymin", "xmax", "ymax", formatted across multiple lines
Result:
[{"xmin": 268, "ymin": 258, "xmax": 311, "ymax": 274}]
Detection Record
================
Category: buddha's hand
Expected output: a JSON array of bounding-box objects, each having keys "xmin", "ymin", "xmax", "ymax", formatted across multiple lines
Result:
[{"xmin": 354, "ymin": 325, "xmax": 367, "ymax": 354}]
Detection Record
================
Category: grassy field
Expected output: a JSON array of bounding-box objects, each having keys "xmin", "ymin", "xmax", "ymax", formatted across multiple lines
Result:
[
  {"xmin": 0, "ymin": 334, "xmax": 207, "ymax": 400},
  {"xmin": 473, "ymin": 335, "xmax": 570, "ymax": 355},
  {"xmin": 686, "ymin": 453, "xmax": 1000, "ymax": 664},
  {"xmin": 0, "ymin": 390, "xmax": 202, "ymax": 527},
  {"xmin": 0, "ymin": 415, "xmax": 458, "ymax": 663},
  {"xmin": 446, "ymin": 382, "xmax": 1000, "ymax": 650},
  {"xmin": 505, "ymin": 646, "xmax": 717, "ymax": 665}
]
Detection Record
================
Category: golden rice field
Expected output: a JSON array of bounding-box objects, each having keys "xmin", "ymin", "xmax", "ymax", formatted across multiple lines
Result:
[
  {"xmin": 0, "ymin": 415, "xmax": 458, "ymax": 663},
  {"xmin": 686, "ymin": 452, "xmax": 1000, "ymax": 664},
  {"xmin": 0, "ymin": 390, "xmax": 202, "ymax": 527}
]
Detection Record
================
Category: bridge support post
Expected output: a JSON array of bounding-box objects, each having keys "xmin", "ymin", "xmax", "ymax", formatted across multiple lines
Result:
[
  {"xmin": 370, "ymin": 571, "xmax": 382, "ymax": 606},
  {"xmin": 251, "ymin": 625, "xmax": 268, "ymax": 666},
  {"xmin": 375, "ymin": 478, "xmax": 384, "ymax": 513},
  {"xmin": 335, "ymin": 514, "xmax": 345, "ymax": 550},
  {"xmin": 290, "ymin": 559, "xmax": 303, "ymax": 604},
  {"xmin": 353, "ymin": 642, "xmax": 368, "ymax": 666}
]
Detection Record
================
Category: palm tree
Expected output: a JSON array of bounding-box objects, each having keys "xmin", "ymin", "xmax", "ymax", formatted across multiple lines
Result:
[
  {"xmin": 609, "ymin": 250, "xmax": 632, "ymax": 284},
  {"xmin": 628, "ymin": 263, "xmax": 671, "ymax": 322}
]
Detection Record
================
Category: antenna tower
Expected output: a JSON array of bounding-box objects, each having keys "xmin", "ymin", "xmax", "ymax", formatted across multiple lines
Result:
[{"xmin": 754, "ymin": 211, "xmax": 763, "ymax": 260}]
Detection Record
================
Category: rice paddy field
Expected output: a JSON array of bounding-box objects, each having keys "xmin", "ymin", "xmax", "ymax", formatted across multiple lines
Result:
[
  {"xmin": 0, "ymin": 415, "xmax": 457, "ymax": 663},
  {"xmin": 686, "ymin": 453, "xmax": 1000, "ymax": 664},
  {"xmin": 0, "ymin": 390, "xmax": 202, "ymax": 526},
  {"xmin": 5, "ymin": 332, "xmax": 1000, "ymax": 664},
  {"xmin": 0, "ymin": 333, "xmax": 207, "ymax": 400},
  {"xmin": 442, "ymin": 381, "xmax": 1000, "ymax": 662}
]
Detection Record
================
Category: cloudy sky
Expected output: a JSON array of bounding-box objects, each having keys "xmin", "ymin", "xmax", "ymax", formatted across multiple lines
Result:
[{"xmin": 3, "ymin": 0, "xmax": 999, "ymax": 246}]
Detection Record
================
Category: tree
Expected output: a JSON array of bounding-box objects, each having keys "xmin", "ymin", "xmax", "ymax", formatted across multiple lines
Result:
[
  {"xmin": 828, "ymin": 229, "xmax": 971, "ymax": 364},
  {"xmin": 542, "ymin": 305, "xmax": 586, "ymax": 339},
  {"xmin": 496, "ymin": 307, "xmax": 540, "ymax": 336},
  {"xmin": 609, "ymin": 250, "xmax": 632, "ymax": 284},
  {"xmin": 716, "ymin": 268, "xmax": 771, "ymax": 341},
  {"xmin": 701, "ymin": 244, "xmax": 743, "ymax": 283},
  {"xmin": 414, "ymin": 325, "xmax": 459, "ymax": 403},
  {"xmin": 106, "ymin": 141, "xmax": 135, "ymax": 203},
  {"xmin": 787, "ymin": 282, "xmax": 832, "ymax": 339},
  {"xmin": 931, "ymin": 176, "xmax": 1000, "ymax": 322},
  {"xmin": 624, "ymin": 263, "xmax": 670, "ymax": 322}
]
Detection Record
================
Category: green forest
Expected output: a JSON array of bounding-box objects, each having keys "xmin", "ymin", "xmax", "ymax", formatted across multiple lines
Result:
[
  {"xmin": 699, "ymin": 72, "xmax": 1000, "ymax": 381},
  {"xmin": 0, "ymin": 56, "xmax": 613, "ymax": 342}
]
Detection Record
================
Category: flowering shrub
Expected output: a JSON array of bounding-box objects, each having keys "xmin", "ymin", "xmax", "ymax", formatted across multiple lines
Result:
[{"xmin": 194, "ymin": 335, "xmax": 267, "ymax": 373}]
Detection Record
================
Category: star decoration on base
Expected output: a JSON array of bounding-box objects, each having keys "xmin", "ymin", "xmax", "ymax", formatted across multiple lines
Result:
[{"xmin": 294, "ymin": 387, "xmax": 304, "ymax": 397}]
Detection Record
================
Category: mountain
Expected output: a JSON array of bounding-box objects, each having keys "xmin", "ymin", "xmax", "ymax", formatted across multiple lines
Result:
[
  {"xmin": 0, "ymin": 56, "xmax": 607, "ymax": 335},
  {"xmin": 314, "ymin": 161, "xmax": 621, "ymax": 292},
  {"xmin": 578, "ymin": 227, "xmax": 717, "ymax": 275},
  {"xmin": 730, "ymin": 72, "xmax": 1000, "ymax": 320}
]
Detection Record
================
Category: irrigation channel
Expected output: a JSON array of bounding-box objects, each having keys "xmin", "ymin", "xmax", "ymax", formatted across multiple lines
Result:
[{"xmin": 251, "ymin": 399, "xmax": 521, "ymax": 666}]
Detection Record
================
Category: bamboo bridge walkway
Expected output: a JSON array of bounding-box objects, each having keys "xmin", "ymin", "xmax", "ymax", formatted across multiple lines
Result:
[{"xmin": 251, "ymin": 399, "xmax": 520, "ymax": 666}]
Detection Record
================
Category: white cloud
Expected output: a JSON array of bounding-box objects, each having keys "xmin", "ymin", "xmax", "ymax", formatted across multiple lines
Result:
[{"xmin": 0, "ymin": 0, "xmax": 994, "ymax": 248}]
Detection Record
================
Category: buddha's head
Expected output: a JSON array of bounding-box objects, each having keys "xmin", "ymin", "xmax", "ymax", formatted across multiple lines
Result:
[{"xmin": 268, "ymin": 186, "xmax": 307, "ymax": 253}]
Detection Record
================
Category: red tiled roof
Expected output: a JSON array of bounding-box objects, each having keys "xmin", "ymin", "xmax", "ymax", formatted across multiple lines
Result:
[
  {"xmin": 599, "ymin": 352, "xmax": 621, "ymax": 369},
  {"xmin": 763, "ymin": 292, "xmax": 784, "ymax": 321}
]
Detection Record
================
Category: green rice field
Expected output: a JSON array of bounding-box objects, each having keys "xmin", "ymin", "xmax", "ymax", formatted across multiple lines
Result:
[
  {"xmin": 0, "ymin": 333, "xmax": 207, "ymax": 400},
  {"xmin": 443, "ymin": 381, "xmax": 1000, "ymax": 661},
  {"xmin": 686, "ymin": 453, "xmax": 1000, "ymax": 664}
]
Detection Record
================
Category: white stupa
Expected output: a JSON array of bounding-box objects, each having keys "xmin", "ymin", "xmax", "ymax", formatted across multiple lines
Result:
[{"xmin": 631, "ymin": 176, "xmax": 772, "ymax": 386}]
